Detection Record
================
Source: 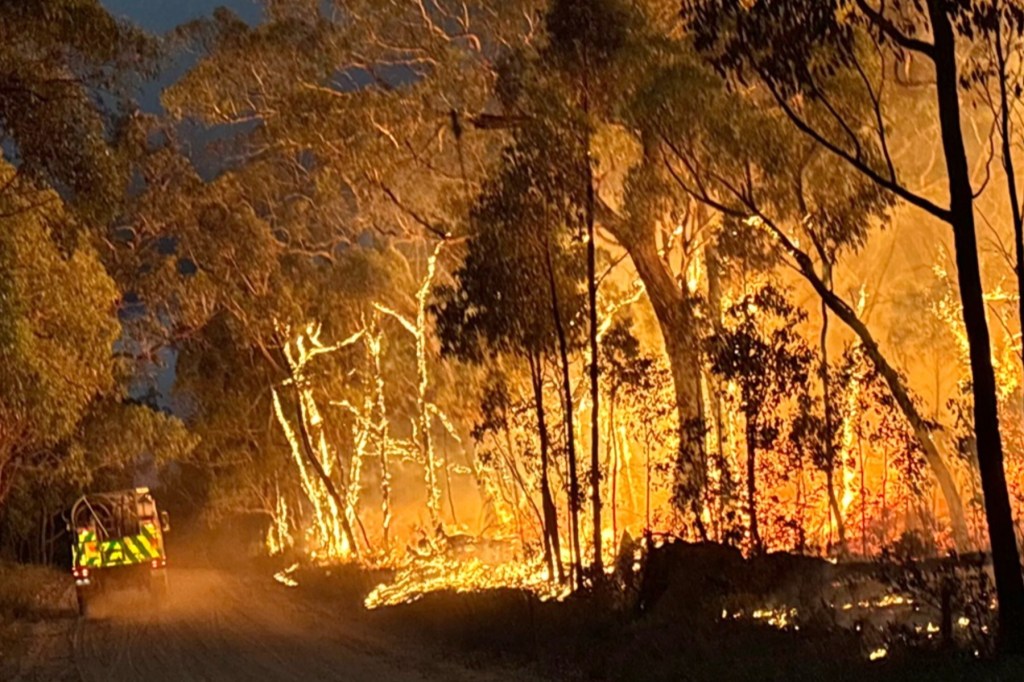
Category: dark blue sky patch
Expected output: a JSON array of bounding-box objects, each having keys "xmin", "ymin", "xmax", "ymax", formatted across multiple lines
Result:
[{"xmin": 102, "ymin": 0, "xmax": 262, "ymax": 33}]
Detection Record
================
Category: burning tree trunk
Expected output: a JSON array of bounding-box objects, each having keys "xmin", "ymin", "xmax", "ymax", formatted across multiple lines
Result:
[
  {"xmin": 415, "ymin": 244, "xmax": 443, "ymax": 529},
  {"xmin": 365, "ymin": 319, "xmax": 393, "ymax": 548},
  {"xmin": 272, "ymin": 324, "xmax": 366, "ymax": 559},
  {"xmin": 278, "ymin": 388, "xmax": 361, "ymax": 558},
  {"xmin": 377, "ymin": 241, "xmax": 447, "ymax": 531}
]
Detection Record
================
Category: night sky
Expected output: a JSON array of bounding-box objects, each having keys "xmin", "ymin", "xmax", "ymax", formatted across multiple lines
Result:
[{"xmin": 101, "ymin": 0, "xmax": 262, "ymax": 33}]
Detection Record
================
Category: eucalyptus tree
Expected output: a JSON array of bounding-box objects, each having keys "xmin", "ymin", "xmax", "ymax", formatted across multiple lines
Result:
[
  {"xmin": 0, "ymin": 1, "xmax": 194, "ymax": 557},
  {"xmin": 956, "ymin": 2, "xmax": 1024, "ymax": 381},
  {"xmin": 614, "ymin": 21, "xmax": 977, "ymax": 555},
  {"xmin": 490, "ymin": 0, "xmax": 716, "ymax": 535},
  {"xmin": 682, "ymin": 0, "xmax": 1024, "ymax": 650},
  {"xmin": 115, "ymin": 0, "xmax": 547, "ymax": 532},
  {"xmin": 0, "ymin": 169, "xmax": 119, "ymax": 507},
  {"xmin": 543, "ymin": 0, "xmax": 636, "ymax": 577},
  {"xmin": 0, "ymin": 161, "xmax": 194, "ymax": 557},
  {"xmin": 433, "ymin": 124, "xmax": 588, "ymax": 584},
  {"xmin": 705, "ymin": 285, "xmax": 814, "ymax": 553},
  {"xmin": 0, "ymin": 0, "xmax": 155, "ymax": 225}
]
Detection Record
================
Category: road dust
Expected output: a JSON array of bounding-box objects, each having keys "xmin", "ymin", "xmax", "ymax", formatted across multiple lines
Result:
[{"xmin": 2, "ymin": 568, "xmax": 532, "ymax": 682}]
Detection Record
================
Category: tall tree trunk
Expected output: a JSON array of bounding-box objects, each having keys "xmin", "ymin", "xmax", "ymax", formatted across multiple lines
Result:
[
  {"xmin": 929, "ymin": 0, "xmax": 1024, "ymax": 653},
  {"xmin": 745, "ymin": 422, "xmax": 761, "ymax": 553},
  {"xmin": 544, "ymin": 239, "xmax": 584, "ymax": 589},
  {"xmin": 816, "ymin": 257, "xmax": 848, "ymax": 555},
  {"xmin": 368, "ymin": 324, "xmax": 393, "ymax": 549},
  {"xmin": 596, "ymin": 136, "xmax": 706, "ymax": 523},
  {"xmin": 529, "ymin": 353, "xmax": 564, "ymax": 584},
  {"xmin": 607, "ymin": 223, "xmax": 706, "ymax": 519},
  {"xmin": 994, "ymin": 15, "xmax": 1024, "ymax": 386},
  {"xmin": 585, "ymin": 120, "xmax": 603, "ymax": 579}
]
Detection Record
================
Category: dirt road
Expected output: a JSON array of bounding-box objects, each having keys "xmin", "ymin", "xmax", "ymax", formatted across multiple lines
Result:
[{"xmin": 2, "ymin": 568, "xmax": 527, "ymax": 682}]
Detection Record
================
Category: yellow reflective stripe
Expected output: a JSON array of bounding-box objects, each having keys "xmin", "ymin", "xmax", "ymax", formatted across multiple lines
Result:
[
  {"xmin": 132, "ymin": 533, "xmax": 158, "ymax": 558},
  {"xmin": 78, "ymin": 530, "xmax": 163, "ymax": 567},
  {"xmin": 121, "ymin": 536, "xmax": 138, "ymax": 561},
  {"xmin": 124, "ymin": 535, "xmax": 151, "ymax": 561}
]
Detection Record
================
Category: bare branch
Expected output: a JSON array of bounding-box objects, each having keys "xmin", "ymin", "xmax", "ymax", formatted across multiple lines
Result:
[{"xmin": 855, "ymin": 0, "xmax": 936, "ymax": 58}]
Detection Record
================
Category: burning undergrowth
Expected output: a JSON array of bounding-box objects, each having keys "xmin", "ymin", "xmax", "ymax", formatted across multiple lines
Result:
[
  {"xmin": 281, "ymin": 527, "xmax": 1001, "ymax": 667},
  {"xmin": 364, "ymin": 554, "xmax": 570, "ymax": 608},
  {"xmin": 638, "ymin": 538, "xmax": 999, "ymax": 662},
  {"xmin": 257, "ymin": 531, "xmax": 1015, "ymax": 682}
]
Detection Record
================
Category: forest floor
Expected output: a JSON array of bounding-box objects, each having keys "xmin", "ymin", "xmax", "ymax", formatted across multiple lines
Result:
[{"xmin": 2, "ymin": 555, "xmax": 1024, "ymax": 681}]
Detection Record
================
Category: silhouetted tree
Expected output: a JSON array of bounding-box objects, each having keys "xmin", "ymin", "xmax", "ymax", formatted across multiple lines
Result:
[{"xmin": 706, "ymin": 285, "xmax": 813, "ymax": 553}]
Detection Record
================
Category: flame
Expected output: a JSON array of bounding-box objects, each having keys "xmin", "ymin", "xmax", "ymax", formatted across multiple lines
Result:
[
  {"xmin": 364, "ymin": 555, "xmax": 570, "ymax": 609},
  {"xmin": 266, "ymin": 488, "xmax": 294, "ymax": 557},
  {"xmin": 750, "ymin": 606, "xmax": 798, "ymax": 629},
  {"xmin": 274, "ymin": 563, "xmax": 300, "ymax": 588},
  {"xmin": 258, "ymin": 237, "xmax": 1024, "ymax": 616}
]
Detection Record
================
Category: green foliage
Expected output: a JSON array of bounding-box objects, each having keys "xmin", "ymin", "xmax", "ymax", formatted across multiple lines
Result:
[
  {"xmin": 433, "ymin": 125, "xmax": 587, "ymax": 362},
  {"xmin": 0, "ymin": 166, "xmax": 120, "ymax": 454},
  {"xmin": 0, "ymin": 0, "xmax": 156, "ymax": 223},
  {"xmin": 61, "ymin": 402, "xmax": 197, "ymax": 488},
  {"xmin": 0, "ymin": 160, "xmax": 196, "ymax": 558},
  {"xmin": 0, "ymin": 0, "xmax": 195, "ymax": 555},
  {"xmin": 623, "ymin": 37, "xmax": 891, "ymax": 262},
  {"xmin": 545, "ymin": 0, "xmax": 633, "ymax": 71}
]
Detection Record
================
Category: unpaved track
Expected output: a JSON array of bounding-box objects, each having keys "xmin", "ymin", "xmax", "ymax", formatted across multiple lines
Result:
[{"xmin": 5, "ymin": 568, "xmax": 526, "ymax": 682}]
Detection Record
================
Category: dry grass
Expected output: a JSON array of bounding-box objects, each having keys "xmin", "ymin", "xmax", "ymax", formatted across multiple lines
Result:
[{"xmin": 0, "ymin": 561, "xmax": 72, "ymax": 620}]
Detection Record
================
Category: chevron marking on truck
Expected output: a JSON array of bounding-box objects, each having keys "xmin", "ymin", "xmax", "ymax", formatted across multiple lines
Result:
[{"xmin": 76, "ymin": 530, "xmax": 163, "ymax": 568}]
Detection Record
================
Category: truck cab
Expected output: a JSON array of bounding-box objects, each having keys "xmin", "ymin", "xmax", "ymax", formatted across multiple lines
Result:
[{"xmin": 70, "ymin": 488, "xmax": 170, "ymax": 616}]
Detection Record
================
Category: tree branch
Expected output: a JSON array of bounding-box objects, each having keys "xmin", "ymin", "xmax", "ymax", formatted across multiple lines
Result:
[{"xmin": 855, "ymin": 0, "xmax": 936, "ymax": 58}]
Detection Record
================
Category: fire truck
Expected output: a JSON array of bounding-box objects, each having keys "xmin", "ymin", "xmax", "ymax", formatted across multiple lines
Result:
[{"xmin": 69, "ymin": 488, "xmax": 170, "ymax": 616}]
